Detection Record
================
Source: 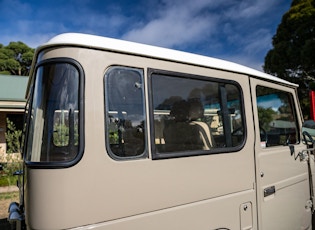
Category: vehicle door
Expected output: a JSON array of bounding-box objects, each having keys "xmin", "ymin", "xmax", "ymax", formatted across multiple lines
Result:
[{"xmin": 250, "ymin": 78, "xmax": 312, "ymax": 230}]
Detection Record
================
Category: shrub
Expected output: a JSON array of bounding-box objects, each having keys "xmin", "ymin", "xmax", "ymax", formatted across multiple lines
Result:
[
  {"xmin": 5, "ymin": 118, "xmax": 22, "ymax": 153},
  {"xmin": 0, "ymin": 147, "xmax": 21, "ymax": 187}
]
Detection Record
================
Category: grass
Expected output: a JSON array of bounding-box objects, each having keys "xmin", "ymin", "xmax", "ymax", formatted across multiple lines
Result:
[{"xmin": 0, "ymin": 192, "xmax": 19, "ymax": 219}]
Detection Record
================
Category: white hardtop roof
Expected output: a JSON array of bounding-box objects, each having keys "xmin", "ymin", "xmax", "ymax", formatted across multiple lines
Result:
[{"xmin": 37, "ymin": 33, "xmax": 297, "ymax": 87}]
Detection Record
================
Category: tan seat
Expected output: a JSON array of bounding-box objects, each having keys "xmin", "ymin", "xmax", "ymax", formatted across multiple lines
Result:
[
  {"xmin": 188, "ymin": 99, "xmax": 214, "ymax": 149},
  {"xmin": 163, "ymin": 100, "xmax": 213, "ymax": 152}
]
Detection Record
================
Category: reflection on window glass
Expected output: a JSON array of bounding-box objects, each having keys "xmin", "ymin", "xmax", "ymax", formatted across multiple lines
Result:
[
  {"xmin": 105, "ymin": 67, "xmax": 146, "ymax": 158},
  {"xmin": 256, "ymin": 86, "xmax": 299, "ymax": 147},
  {"xmin": 26, "ymin": 61, "xmax": 82, "ymax": 163},
  {"xmin": 53, "ymin": 110, "xmax": 79, "ymax": 147},
  {"xmin": 151, "ymin": 72, "xmax": 244, "ymax": 157},
  {"xmin": 53, "ymin": 110, "xmax": 69, "ymax": 146}
]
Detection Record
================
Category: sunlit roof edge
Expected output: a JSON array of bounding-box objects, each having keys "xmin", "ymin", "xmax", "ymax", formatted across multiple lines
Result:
[{"xmin": 38, "ymin": 33, "xmax": 297, "ymax": 87}]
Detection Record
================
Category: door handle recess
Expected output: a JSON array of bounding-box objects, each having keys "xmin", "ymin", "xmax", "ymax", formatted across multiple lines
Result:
[{"xmin": 264, "ymin": 186, "xmax": 275, "ymax": 197}]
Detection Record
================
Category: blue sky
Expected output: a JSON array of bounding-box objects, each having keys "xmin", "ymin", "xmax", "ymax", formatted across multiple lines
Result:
[{"xmin": 0, "ymin": 0, "xmax": 291, "ymax": 71}]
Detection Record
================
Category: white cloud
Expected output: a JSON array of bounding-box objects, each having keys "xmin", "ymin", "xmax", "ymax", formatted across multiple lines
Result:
[
  {"xmin": 243, "ymin": 29, "xmax": 273, "ymax": 55},
  {"xmin": 63, "ymin": 3, "xmax": 129, "ymax": 35},
  {"xmin": 122, "ymin": 0, "xmax": 219, "ymax": 48},
  {"xmin": 225, "ymin": 0, "xmax": 282, "ymax": 20}
]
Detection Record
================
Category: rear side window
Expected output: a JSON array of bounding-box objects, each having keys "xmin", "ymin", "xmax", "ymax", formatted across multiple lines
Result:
[
  {"xmin": 105, "ymin": 67, "xmax": 146, "ymax": 159},
  {"xmin": 150, "ymin": 70, "xmax": 245, "ymax": 159},
  {"xmin": 25, "ymin": 59, "xmax": 84, "ymax": 167},
  {"xmin": 256, "ymin": 86, "xmax": 299, "ymax": 147}
]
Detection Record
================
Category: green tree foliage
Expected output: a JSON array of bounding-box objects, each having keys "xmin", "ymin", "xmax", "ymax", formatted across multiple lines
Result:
[
  {"xmin": 0, "ymin": 41, "xmax": 34, "ymax": 76},
  {"xmin": 264, "ymin": 0, "xmax": 315, "ymax": 116},
  {"xmin": 257, "ymin": 106, "xmax": 277, "ymax": 131},
  {"xmin": 5, "ymin": 118, "xmax": 22, "ymax": 153},
  {"xmin": 53, "ymin": 123, "xmax": 70, "ymax": 147}
]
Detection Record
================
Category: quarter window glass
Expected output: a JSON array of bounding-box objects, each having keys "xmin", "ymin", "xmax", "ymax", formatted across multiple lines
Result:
[
  {"xmin": 151, "ymin": 72, "xmax": 244, "ymax": 157},
  {"xmin": 25, "ymin": 61, "xmax": 82, "ymax": 163},
  {"xmin": 256, "ymin": 86, "xmax": 299, "ymax": 147},
  {"xmin": 105, "ymin": 67, "xmax": 146, "ymax": 158}
]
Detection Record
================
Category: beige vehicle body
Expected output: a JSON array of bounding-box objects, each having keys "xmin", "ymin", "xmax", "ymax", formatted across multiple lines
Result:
[{"xmin": 8, "ymin": 33, "xmax": 315, "ymax": 230}]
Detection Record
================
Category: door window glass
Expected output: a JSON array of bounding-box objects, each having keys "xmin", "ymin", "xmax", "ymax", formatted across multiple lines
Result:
[{"xmin": 256, "ymin": 86, "xmax": 299, "ymax": 147}]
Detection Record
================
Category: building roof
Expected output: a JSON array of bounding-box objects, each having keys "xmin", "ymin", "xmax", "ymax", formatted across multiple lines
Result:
[
  {"xmin": 33, "ymin": 33, "xmax": 297, "ymax": 88},
  {"xmin": 0, "ymin": 75, "xmax": 28, "ymax": 111}
]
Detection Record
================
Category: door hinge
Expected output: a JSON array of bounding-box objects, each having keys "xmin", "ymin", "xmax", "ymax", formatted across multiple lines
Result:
[{"xmin": 305, "ymin": 199, "xmax": 313, "ymax": 212}]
